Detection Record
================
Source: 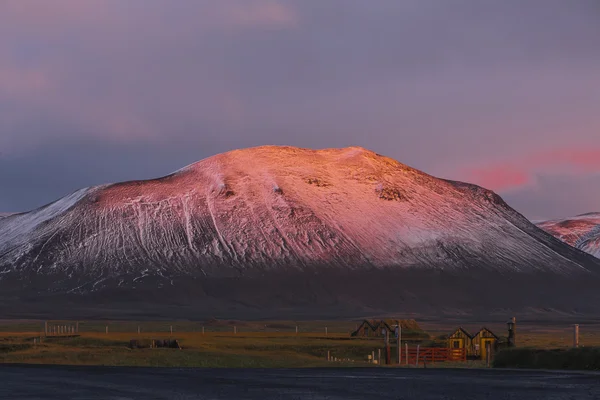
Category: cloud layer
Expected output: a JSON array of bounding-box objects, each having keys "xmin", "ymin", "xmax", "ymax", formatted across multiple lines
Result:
[{"xmin": 0, "ymin": 0, "xmax": 599, "ymax": 220}]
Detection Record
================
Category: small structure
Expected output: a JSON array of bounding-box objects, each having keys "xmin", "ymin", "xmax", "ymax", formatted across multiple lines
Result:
[
  {"xmin": 351, "ymin": 319, "xmax": 399, "ymax": 337},
  {"xmin": 447, "ymin": 327, "xmax": 474, "ymax": 357},
  {"xmin": 447, "ymin": 327, "xmax": 499, "ymax": 360},
  {"xmin": 472, "ymin": 327, "xmax": 499, "ymax": 360}
]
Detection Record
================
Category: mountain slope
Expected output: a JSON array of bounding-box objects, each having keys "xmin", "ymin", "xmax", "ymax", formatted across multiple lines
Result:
[
  {"xmin": 1, "ymin": 146, "xmax": 599, "ymax": 318},
  {"xmin": 537, "ymin": 213, "xmax": 600, "ymax": 258}
]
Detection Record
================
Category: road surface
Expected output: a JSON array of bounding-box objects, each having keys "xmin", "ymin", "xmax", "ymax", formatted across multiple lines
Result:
[{"xmin": 1, "ymin": 365, "xmax": 599, "ymax": 399}]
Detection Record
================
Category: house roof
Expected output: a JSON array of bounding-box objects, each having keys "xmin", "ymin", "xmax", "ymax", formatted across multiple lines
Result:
[
  {"xmin": 448, "ymin": 327, "xmax": 473, "ymax": 339},
  {"xmin": 473, "ymin": 327, "xmax": 499, "ymax": 340}
]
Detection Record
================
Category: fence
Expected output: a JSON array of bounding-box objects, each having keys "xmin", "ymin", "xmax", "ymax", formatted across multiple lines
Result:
[
  {"xmin": 45, "ymin": 323, "xmax": 79, "ymax": 337},
  {"xmin": 402, "ymin": 347, "xmax": 466, "ymax": 365}
]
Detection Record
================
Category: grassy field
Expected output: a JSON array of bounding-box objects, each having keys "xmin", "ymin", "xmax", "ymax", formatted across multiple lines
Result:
[
  {"xmin": 1, "ymin": 319, "xmax": 598, "ymax": 368},
  {"xmin": 0, "ymin": 319, "xmax": 433, "ymax": 368}
]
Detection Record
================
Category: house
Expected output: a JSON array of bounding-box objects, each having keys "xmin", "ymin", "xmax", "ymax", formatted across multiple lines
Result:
[
  {"xmin": 351, "ymin": 319, "xmax": 399, "ymax": 338},
  {"xmin": 447, "ymin": 327, "xmax": 499, "ymax": 360},
  {"xmin": 472, "ymin": 327, "xmax": 499, "ymax": 360},
  {"xmin": 447, "ymin": 327, "xmax": 474, "ymax": 357}
]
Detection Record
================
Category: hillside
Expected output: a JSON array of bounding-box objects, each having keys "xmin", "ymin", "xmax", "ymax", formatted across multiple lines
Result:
[
  {"xmin": 537, "ymin": 213, "xmax": 600, "ymax": 258},
  {"xmin": 1, "ymin": 146, "xmax": 599, "ymax": 319}
]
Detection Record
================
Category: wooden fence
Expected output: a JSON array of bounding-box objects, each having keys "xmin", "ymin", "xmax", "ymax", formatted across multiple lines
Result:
[{"xmin": 402, "ymin": 347, "xmax": 466, "ymax": 365}]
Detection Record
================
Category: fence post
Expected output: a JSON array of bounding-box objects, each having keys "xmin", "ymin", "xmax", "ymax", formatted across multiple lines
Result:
[
  {"xmin": 397, "ymin": 340, "xmax": 401, "ymax": 365},
  {"xmin": 234, "ymin": 326, "xmax": 237, "ymax": 335},
  {"xmin": 76, "ymin": 322, "xmax": 79, "ymax": 333},
  {"xmin": 325, "ymin": 327, "xmax": 328, "ymax": 336},
  {"xmin": 378, "ymin": 349, "xmax": 381, "ymax": 365},
  {"xmin": 574, "ymin": 324, "xmax": 580, "ymax": 348},
  {"xmin": 296, "ymin": 326, "xmax": 298, "ymax": 335},
  {"xmin": 138, "ymin": 326, "xmax": 140, "ymax": 334},
  {"xmin": 398, "ymin": 326, "xmax": 402, "ymax": 364},
  {"xmin": 416, "ymin": 345, "xmax": 420, "ymax": 367},
  {"xmin": 170, "ymin": 325, "xmax": 173, "ymax": 335},
  {"xmin": 327, "ymin": 350, "xmax": 330, "ymax": 361},
  {"xmin": 105, "ymin": 326, "xmax": 108, "ymax": 334},
  {"xmin": 202, "ymin": 326, "xmax": 205, "ymax": 335},
  {"xmin": 44, "ymin": 321, "xmax": 48, "ymax": 336}
]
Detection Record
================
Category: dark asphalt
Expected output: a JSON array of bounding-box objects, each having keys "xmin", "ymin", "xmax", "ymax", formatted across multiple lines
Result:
[{"xmin": 1, "ymin": 365, "xmax": 599, "ymax": 399}]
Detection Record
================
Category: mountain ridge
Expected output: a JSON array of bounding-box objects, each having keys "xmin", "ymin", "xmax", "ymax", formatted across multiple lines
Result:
[{"xmin": 537, "ymin": 212, "xmax": 600, "ymax": 258}]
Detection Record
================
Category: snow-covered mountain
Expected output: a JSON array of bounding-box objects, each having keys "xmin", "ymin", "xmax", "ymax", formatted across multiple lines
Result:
[
  {"xmin": 1, "ymin": 146, "xmax": 599, "ymax": 318},
  {"xmin": 537, "ymin": 213, "xmax": 600, "ymax": 258}
]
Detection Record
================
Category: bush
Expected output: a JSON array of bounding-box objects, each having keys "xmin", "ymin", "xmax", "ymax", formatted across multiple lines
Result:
[
  {"xmin": 493, "ymin": 347, "xmax": 600, "ymax": 370},
  {"xmin": 0, "ymin": 343, "xmax": 32, "ymax": 353}
]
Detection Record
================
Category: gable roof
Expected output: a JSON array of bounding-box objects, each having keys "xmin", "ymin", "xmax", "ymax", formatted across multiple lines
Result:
[
  {"xmin": 448, "ymin": 327, "xmax": 473, "ymax": 339},
  {"xmin": 352, "ymin": 319, "xmax": 398, "ymax": 335},
  {"xmin": 473, "ymin": 326, "xmax": 499, "ymax": 340}
]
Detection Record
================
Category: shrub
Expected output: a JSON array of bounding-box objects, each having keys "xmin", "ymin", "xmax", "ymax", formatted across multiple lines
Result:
[{"xmin": 493, "ymin": 347, "xmax": 600, "ymax": 370}]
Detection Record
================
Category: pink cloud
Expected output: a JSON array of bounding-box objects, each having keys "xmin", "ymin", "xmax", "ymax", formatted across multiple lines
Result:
[
  {"xmin": 531, "ymin": 149, "xmax": 600, "ymax": 173},
  {"xmin": 0, "ymin": 67, "xmax": 50, "ymax": 98},
  {"xmin": 0, "ymin": 1, "xmax": 297, "ymax": 35},
  {"xmin": 462, "ymin": 148, "xmax": 600, "ymax": 192},
  {"xmin": 0, "ymin": 1, "xmax": 284, "ymax": 151},
  {"xmin": 465, "ymin": 166, "xmax": 531, "ymax": 192},
  {"xmin": 217, "ymin": 1, "xmax": 298, "ymax": 29}
]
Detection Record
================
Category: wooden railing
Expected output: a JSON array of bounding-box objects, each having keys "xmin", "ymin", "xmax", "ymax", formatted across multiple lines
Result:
[{"xmin": 401, "ymin": 347, "xmax": 466, "ymax": 365}]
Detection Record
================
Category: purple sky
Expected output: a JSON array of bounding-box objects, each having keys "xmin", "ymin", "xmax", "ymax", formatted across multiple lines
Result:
[{"xmin": 1, "ymin": 0, "xmax": 599, "ymax": 220}]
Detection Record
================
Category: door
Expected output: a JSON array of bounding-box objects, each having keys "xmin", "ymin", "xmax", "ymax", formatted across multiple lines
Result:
[
  {"xmin": 449, "ymin": 338, "xmax": 464, "ymax": 360},
  {"xmin": 480, "ymin": 338, "xmax": 495, "ymax": 360}
]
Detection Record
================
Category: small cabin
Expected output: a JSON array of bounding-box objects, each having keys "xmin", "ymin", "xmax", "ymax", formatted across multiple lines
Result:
[
  {"xmin": 351, "ymin": 319, "xmax": 398, "ymax": 338},
  {"xmin": 472, "ymin": 327, "xmax": 499, "ymax": 360},
  {"xmin": 447, "ymin": 327, "xmax": 474, "ymax": 357},
  {"xmin": 447, "ymin": 327, "xmax": 499, "ymax": 360}
]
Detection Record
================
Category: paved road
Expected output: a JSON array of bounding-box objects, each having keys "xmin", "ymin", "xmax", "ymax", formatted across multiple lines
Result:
[{"xmin": 1, "ymin": 365, "xmax": 599, "ymax": 399}]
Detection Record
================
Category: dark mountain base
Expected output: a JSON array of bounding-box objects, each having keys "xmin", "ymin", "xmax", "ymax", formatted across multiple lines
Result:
[{"xmin": 1, "ymin": 268, "xmax": 598, "ymax": 321}]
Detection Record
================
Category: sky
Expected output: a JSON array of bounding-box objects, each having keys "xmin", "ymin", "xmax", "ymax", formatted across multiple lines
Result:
[{"xmin": 0, "ymin": 0, "xmax": 599, "ymax": 220}]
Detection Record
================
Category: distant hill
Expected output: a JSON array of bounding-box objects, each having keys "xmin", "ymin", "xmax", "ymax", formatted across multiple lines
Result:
[{"xmin": 537, "ymin": 213, "xmax": 600, "ymax": 258}]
